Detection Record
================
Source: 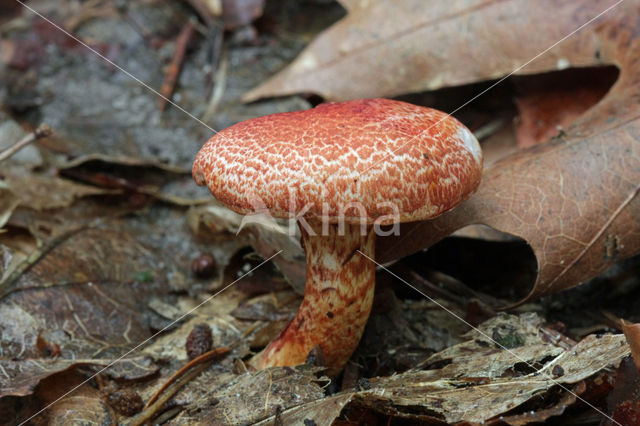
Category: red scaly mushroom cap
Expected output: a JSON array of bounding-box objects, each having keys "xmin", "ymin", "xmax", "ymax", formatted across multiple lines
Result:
[{"xmin": 193, "ymin": 98, "xmax": 482, "ymax": 223}]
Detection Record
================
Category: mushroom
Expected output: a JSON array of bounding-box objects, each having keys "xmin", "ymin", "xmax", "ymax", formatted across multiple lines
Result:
[{"xmin": 193, "ymin": 98, "xmax": 482, "ymax": 376}]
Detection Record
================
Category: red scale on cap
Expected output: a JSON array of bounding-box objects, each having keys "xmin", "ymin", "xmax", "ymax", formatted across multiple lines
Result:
[{"xmin": 193, "ymin": 98, "xmax": 482, "ymax": 223}]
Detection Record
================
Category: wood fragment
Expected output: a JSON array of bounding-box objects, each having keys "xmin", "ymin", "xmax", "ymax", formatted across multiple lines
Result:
[
  {"xmin": 201, "ymin": 49, "xmax": 228, "ymax": 122},
  {"xmin": 0, "ymin": 123, "xmax": 51, "ymax": 163},
  {"xmin": 202, "ymin": 20, "xmax": 224, "ymax": 98},
  {"xmin": 65, "ymin": 0, "xmax": 117, "ymax": 32},
  {"xmin": 152, "ymin": 405, "xmax": 183, "ymax": 424},
  {"xmin": 157, "ymin": 22, "xmax": 195, "ymax": 112}
]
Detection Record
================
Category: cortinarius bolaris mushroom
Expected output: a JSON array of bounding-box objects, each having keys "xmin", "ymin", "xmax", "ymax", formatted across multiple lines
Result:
[{"xmin": 193, "ymin": 98, "xmax": 482, "ymax": 376}]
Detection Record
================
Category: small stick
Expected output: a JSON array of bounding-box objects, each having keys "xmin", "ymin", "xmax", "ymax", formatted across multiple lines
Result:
[
  {"xmin": 201, "ymin": 49, "xmax": 228, "ymax": 122},
  {"xmin": 151, "ymin": 405, "xmax": 183, "ymax": 425},
  {"xmin": 157, "ymin": 22, "xmax": 195, "ymax": 112},
  {"xmin": 65, "ymin": 0, "xmax": 117, "ymax": 32},
  {"xmin": 143, "ymin": 347, "xmax": 230, "ymax": 410},
  {"xmin": 127, "ymin": 361, "xmax": 210, "ymax": 426},
  {"xmin": 0, "ymin": 124, "xmax": 51, "ymax": 163}
]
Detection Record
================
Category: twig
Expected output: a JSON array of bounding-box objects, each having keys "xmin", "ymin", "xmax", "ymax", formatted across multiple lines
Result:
[
  {"xmin": 143, "ymin": 347, "xmax": 230, "ymax": 410},
  {"xmin": 65, "ymin": 0, "xmax": 117, "ymax": 32},
  {"xmin": 151, "ymin": 405, "xmax": 183, "ymax": 424},
  {"xmin": 158, "ymin": 21, "xmax": 195, "ymax": 112},
  {"xmin": 201, "ymin": 48, "xmax": 228, "ymax": 122},
  {"xmin": 473, "ymin": 117, "xmax": 508, "ymax": 140},
  {"xmin": 126, "ymin": 361, "xmax": 210, "ymax": 426},
  {"xmin": 0, "ymin": 124, "xmax": 51, "ymax": 163},
  {"xmin": 203, "ymin": 19, "xmax": 224, "ymax": 98},
  {"xmin": 407, "ymin": 269, "xmax": 468, "ymax": 306}
]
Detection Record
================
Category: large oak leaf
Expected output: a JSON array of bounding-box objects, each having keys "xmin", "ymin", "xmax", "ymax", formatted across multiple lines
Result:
[
  {"xmin": 244, "ymin": 0, "xmax": 624, "ymax": 102},
  {"xmin": 378, "ymin": 26, "xmax": 640, "ymax": 303}
]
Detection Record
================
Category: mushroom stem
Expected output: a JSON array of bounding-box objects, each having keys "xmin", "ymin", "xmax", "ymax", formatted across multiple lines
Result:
[{"xmin": 250, "ymin": 220, "xmax": 376, "ymax": 376}]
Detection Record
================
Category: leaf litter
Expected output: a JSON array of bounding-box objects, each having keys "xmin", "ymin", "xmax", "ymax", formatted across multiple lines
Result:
[{"xmin": 256, "ymin": 314, "xmax": 630, "ymax": 425}]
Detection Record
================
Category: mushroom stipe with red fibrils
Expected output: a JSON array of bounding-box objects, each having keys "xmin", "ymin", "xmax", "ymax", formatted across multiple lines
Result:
[{"xmin": 193, "ymin": 98, "xmax": 483, "ymax": 377}]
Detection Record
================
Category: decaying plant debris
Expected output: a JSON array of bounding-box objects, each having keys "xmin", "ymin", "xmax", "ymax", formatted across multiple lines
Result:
[{"xmin": 0, "ymin": 0, "xmax": 639, "ymax": 425}]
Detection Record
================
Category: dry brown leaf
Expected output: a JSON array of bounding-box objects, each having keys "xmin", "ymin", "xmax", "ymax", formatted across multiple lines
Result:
[
  {"xmin": 253, "ymin": 393, "xmax": 353, "ymax": 426},
  {"xmin": 169, "ymin": 367, "xmax": 328, "ymax": 425},
  {"xmin": 513, "ymin": 68, "xmax": 618, "ymax": 147},
  {"xmin": 4, "ymin": 174, "xmax": 115, "ymax": 211},
  {"xmin": 0, "ymin": 204, "xmax": 242, "ymax": 360},
  {"xmin": 244, "ymin": 0, "xmax": 622, "ymax": 102},
  {"xmin": 376, "ymin": 5, "xmax": 640, "ymax": 304},
  {"xmin": 29, "ymin": 370, "xmax": 115, "ymax": 426},
  {"xmin": 0, "ymin": 204, "xmax": 252, "ymax": 421},
  {"xmin": 188, "ymin": 204, "xmax": 307, "ymax": 293},
  {"xmin": 0, "ymin": 357, "xmax": 156, "ymax": 398},
  {"xmin": 607, "ymin": 356, "xmax": 640, "ymax": 425},
  {"xmin": 378, "ymin": 75, "xmax": 640, "ymax": 303},
  {"xmin": 354, "ymin": 329, "xmax": 629, "ymax": 423}
]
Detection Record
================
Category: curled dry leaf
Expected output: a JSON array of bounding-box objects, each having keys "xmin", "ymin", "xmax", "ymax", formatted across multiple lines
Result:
[
  {"xmin": 59, "ymin": 155, "xmax": 213, "ymax": 206},
  {"xmin": 376, "ymin": 3, "xmax": 640, "ymax": 304},
  {"xmin": 188, "ymin": 205, "xmax": 306, "ymax": 293},
  {"xmin": 26, "ymin": 370, "xmax": 115, "ymax": 426},
  {"xmin": 378, "ymin": 71, "xmax": 640, "ymax": 303},
  {"xmin": 513, "ymin": 68, "xmax": 618, "ymax": 148},
  {"xmin": 61, "ymin": 153, "xmax": 188, "ymax": 174}
]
